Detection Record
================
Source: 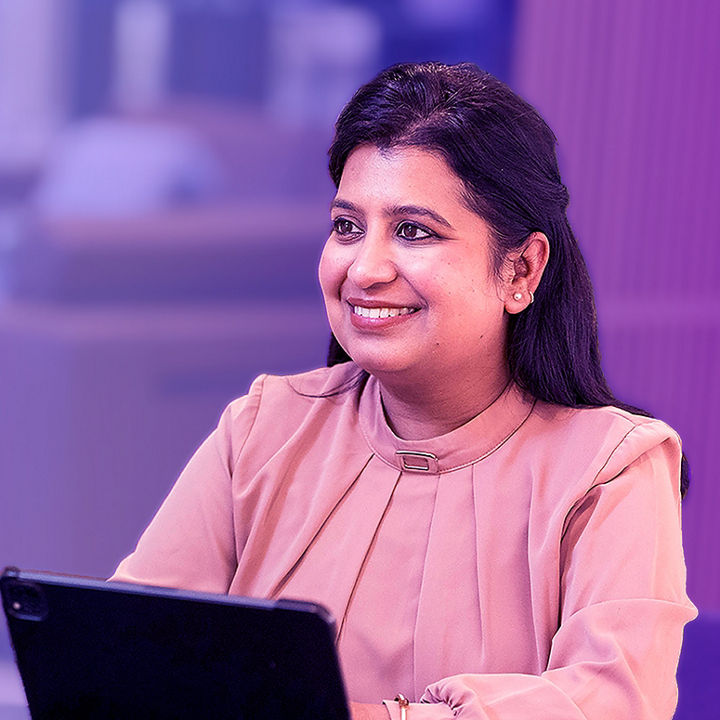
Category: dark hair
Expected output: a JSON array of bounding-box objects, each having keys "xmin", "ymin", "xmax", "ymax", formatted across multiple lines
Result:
[{"xmin": 325, "ymin": 61, "xmax": 689, "ymax": 495}]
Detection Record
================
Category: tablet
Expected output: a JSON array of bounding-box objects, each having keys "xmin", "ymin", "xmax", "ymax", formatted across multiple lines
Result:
[{"xmin": 1, "ymin": 567, "xmax": 350, "ymax": 719}]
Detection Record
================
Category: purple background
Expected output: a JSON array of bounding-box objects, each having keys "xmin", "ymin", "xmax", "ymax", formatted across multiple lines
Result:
[
  {"xmin": 513, "ymin": 0, "xmax": 720, "ymax": 613},
  {"xmin": 0, "ymin": 0, "xmax": 717, "ymax": 714}
]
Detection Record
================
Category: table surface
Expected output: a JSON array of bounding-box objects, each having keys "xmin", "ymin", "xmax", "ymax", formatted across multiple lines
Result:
[{"xmin": 0, "ymin": 661, "xmax": 28, "ymax": 719}]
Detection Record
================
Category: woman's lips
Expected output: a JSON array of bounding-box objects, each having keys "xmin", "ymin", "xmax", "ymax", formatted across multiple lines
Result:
[{"xmin": 347, "ymin": 301, "xmax": 420, "ymax": 328}]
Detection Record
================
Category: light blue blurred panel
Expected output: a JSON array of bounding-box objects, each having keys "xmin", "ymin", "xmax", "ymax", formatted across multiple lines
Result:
[
  {"xmin": 33, "ymin": 119, "xmax": 224, "ymax": 218},
  {"xmin": 267, "ymin": 4, "xmax": 381, "ymax": 129}
]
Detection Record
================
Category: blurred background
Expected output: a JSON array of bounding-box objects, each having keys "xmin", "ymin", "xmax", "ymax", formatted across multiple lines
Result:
[{"xmin": 0, "ymin": 0, "xmax": 717, "ymax": 716}]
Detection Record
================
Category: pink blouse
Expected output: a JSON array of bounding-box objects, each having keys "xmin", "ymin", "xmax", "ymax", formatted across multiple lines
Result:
[{"xmin": 112, "ymin": 363, "xmax": 697, "ymax": 719}]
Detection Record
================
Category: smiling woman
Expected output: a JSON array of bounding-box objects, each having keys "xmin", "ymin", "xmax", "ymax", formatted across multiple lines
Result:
[
  {"xmin": 111, "ymin": 62, "xmax": 696, "ymax": 720},
  {"xmin": 320, "ymin": 144, "xmax": 548, "ymax": 438}
]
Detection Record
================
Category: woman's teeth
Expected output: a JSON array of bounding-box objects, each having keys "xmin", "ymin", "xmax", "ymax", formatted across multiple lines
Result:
[{"xmin": 352, "ymin": 305, "xmax": 416, "ymax": 319}]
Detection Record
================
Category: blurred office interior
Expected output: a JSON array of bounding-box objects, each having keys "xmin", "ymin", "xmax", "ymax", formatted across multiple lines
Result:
[
  {"xmin": 0, "ymin": 0, "xmax": 515, "ymax": 586},
  {"xmin": 0, "ymin": 0, "xmax": 718, "ymax": 716}
]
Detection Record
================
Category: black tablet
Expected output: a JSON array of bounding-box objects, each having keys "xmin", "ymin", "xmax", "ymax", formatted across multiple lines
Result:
[{"xmin": 1, "ymin": 567, "xmax": 350, "ymax": 719}]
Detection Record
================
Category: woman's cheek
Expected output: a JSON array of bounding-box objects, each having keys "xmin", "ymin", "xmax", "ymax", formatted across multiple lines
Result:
[
  {"xmin": 318, "ymin": 243, "xmax": 346, "ymax": 300},
  {"xmin": 317, "ymin": 242, "xmax": 334, "ymax": 295}
]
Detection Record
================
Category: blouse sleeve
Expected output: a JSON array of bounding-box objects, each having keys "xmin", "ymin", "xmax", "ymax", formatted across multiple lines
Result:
[
  {"xmin": 109, "ymin": 375, "xmax": 266, "ymax": 593},
  {"xmin": 384, "ymin": 421, "xmax": 697, "ymax": 720}
]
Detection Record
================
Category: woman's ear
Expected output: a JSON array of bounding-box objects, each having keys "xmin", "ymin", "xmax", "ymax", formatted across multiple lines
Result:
[{"xmin": 504, "ymin": 232, "xmax": 550, "ymax": 314}]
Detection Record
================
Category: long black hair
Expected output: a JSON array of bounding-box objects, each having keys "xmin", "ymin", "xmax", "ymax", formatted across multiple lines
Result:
[{"xmin": 325, "ymin": 62, "xmax": 688, "ymax": 495}]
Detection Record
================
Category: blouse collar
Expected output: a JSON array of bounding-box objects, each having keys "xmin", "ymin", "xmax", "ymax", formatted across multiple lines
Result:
[{"xmin": 358, "ymin": 374, "xmax": 535, "ymax": 474}]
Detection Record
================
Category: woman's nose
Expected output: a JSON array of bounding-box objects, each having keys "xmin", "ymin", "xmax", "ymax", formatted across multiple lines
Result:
[{"xmin": 346, "ymin": 233, "xmax": 397, "ymax": 288}]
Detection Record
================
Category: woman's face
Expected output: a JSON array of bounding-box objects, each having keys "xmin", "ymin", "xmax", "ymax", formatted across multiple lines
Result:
[{"xmin": 318, "ymin": 144, "xmax": 512, "ymax": 386}]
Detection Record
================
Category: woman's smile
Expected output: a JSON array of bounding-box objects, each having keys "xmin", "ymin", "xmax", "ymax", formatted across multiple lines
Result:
[
  {"xmin": 347, "ymin": 298, "xmax": 421, "ymax": 329},
  {"xmin": 318, "ymin": 143, "xmax": 511, "ymax": 386}
]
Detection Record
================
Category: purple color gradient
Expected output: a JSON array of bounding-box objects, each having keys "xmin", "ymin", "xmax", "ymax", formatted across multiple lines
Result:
[{"xmin": 515, "ymin": 0, "xmax": 720, "ymax": 611}]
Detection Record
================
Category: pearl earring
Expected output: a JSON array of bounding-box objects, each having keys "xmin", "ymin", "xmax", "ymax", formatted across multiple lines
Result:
[{"xmin": 513, "ymin": 292, "xmax": 523, "ymax": 301}]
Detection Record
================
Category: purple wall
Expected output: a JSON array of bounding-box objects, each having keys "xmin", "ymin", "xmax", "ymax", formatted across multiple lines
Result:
[{"xmin": 514, "ymin": 0, "xmax": 720, "ymax": 610}]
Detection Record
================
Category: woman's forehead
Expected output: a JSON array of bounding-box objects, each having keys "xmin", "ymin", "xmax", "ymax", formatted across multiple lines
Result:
[{"xmin": 337, "ymin": 144, "xmax": 469, "ymax": 213}]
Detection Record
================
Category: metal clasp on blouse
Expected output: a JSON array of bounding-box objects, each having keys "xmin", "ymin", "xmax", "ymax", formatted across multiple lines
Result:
[{"xmin": 396, "ymin": 450, "xmax": 440, "ymax": 473}]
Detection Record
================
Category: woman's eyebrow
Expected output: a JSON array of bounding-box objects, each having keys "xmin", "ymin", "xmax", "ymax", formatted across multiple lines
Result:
[
  {"xmin": 330, "ymin": 198, "xmax": 359, "ymax": 213},
  {"xmin": 331, "ymin": 199, "xmax": 453, "ymax": 229},
  {"xmin": 388, "ymin": 204, "xmax": 453, "ymax": 229}
]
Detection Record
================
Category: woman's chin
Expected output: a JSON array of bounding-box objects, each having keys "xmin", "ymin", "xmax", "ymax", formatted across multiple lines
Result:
[{"xmin": 345, "ymin": 352, "xmax": 424, "ymax": 381}]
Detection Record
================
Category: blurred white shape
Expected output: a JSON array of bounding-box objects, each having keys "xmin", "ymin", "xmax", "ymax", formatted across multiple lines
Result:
[
  {"xmin": 0, "ymin": 0, "xmax": 68, "ymax": 170},
  {"xmin": 32, "ymin": 119, "xmax": 224, "ymax": 219},
  {"xmin": 268, "ymin": 3, "xmax": 381, "ymax": 128},
  {"xmin": 113, "ymin": 0, "xmax": 171, "ymax": 112}
]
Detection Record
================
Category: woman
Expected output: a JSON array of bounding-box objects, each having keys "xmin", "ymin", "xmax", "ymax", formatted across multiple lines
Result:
[{"xmin": 112, "ymin": 62, "xmax": 696, "ymax": 719}]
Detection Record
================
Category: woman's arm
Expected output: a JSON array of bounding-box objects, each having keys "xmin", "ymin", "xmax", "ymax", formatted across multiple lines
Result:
[
  {"xmin": 383, "ymin": 426, "xmax": 696, "ymax": 720},
  {"xmin": 110, "ymin": 378, "xmax": 265, "ymax": 591}
]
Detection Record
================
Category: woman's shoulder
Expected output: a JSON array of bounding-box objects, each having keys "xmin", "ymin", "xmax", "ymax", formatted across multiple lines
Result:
[
  {"xmin": 211, "ymin": 363, "xmax": 365, "ymax": 474},
  {"xmin": 531, "ymin": 397, "xmax": 680, "ymax": 446},
  {"xmin": 220, "ymin": 363, "xmax": 363, "ymax": 434},
  {"xmin": 524, "ymin": 398, "xmax": 682, "ymax": 493},
  {"xmin": 233, "ymin": 362, "xmax": 361, "ymax": 407}
]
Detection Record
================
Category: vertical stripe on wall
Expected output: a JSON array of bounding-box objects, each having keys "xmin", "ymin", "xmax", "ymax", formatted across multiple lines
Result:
[{"xmin": 513, "ymin": 0, "xmax": 720, "ymax": 609}]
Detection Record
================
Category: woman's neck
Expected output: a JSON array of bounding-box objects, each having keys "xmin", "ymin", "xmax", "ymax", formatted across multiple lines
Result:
[{"xmin": 376, "ymin": 364, "xmax": 512, "ymax": 440}]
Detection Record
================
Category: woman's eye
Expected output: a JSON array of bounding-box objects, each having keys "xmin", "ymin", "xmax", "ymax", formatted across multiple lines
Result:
[
  {"xmin": 396, "ymin": 222, "xmax": 433, "ymax": 241},
  {"xmin": 332, "ymin": 218, "xmax": 361, "ymax": 236}
]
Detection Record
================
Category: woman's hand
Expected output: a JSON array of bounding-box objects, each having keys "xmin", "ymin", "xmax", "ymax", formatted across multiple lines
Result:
[{"xmin": 349, "ymin": 700, "xmax": 391, "ymax": 719}]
